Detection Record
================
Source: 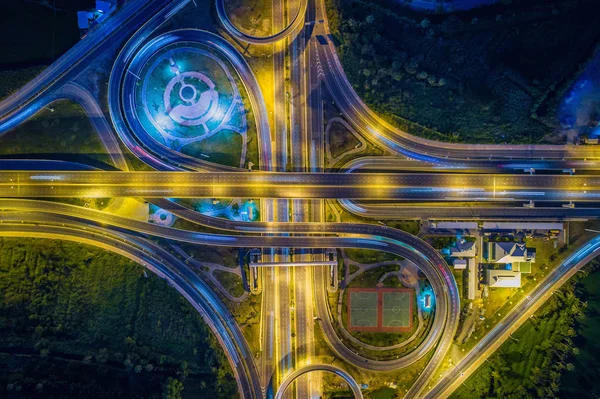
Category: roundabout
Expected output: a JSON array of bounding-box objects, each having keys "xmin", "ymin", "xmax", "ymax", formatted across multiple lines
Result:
[
  {"xmin": 109, "ymin": 29, "xmax": 271, "ymax": 171},
  {"xmin": 129, "ymin": 40, "xmax": 247, "ymax": 167}
]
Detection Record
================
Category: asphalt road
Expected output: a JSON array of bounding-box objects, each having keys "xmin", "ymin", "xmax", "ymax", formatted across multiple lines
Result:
[
  {"xmin": 1, "ymin": 171, "xmax": 598, "ymax": 202},
  {"xmin": 1, "ymin": 0, "xmax": 598, "ymax": 398},
  {"xmin": 312, "ymin": 0, "xmax": 600, "ymax": 163},
  {"xmin": 421, "ymin": 234, "xmax": 600, "ymax": 399},
  {"xmin": 0, "ymin": 198, "xmax": 459, "ymax": 377}
]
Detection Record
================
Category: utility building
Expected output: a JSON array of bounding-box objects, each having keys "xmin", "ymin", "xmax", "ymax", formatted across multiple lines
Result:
[{"xmin": 486, "ymin": 269, "xmax": 521, "ymax": 288}]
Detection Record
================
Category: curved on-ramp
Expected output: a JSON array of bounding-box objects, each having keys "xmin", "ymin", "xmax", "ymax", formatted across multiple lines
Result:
[
  {"xmin": 0, "ymin": 198, "xmax": 458, "ymax": 374},
  {"xmin": 274, "ymin": 364, "xmax": 363, "ymax": 399},
  {"xmin": 109, "ymin": 29, "xmax": 272, "ymax": 172},
  {"xmin": 0, "ymin": 218, "xmax": 262, "ymax": 399},
  {"xmin": 313, "ymin": 0, "xmax": 600, "ymax": 162},
  {"xmin": 215, "ymin": 0, "xmax": 308, "ymax": 45}
]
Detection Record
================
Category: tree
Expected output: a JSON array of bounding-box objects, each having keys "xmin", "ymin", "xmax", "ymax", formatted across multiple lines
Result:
[
  {"xmin": 163, "ymin": 378, "xmax": 184, "ymax": 399},
  {"xmin": 566, "ymin": 363, "xmax": 575, "ymax": 371},
  {"xmin": 416, "ymin": 71, "xmax": 428, "ymax": 80}
]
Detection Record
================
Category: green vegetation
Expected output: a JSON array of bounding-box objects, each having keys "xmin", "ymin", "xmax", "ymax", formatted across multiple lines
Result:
[
  {"xmin": 427, "ymin": 236, "xmax": 456, "ymax": 250},
  {"xmin": 344, "ymin": 248, "xmax": 400, "ymax": 264},
  {"xmin": 561, "ymin": 260, "xmax": 600, "ymax": 397},
  {"xmin": 323, "ymin": 97, "xmax": 388, "ymax": 170},
  {"xmin": 182, "ymin": 130, "xmax": 243, "ymax": 168},
  {"xmin": 0, "ymin": 66, "xmax": 46, "ymax": 101},
  {"xmin": 384, "ymin": 221, "xmax": 420, "ymax": 235},
  {"xmin": 177, "ymin": 243, "xmax": 239, "ymax": 268},
  {"xmin": 213, "ymin": 269, "xmax": 245, "ymax": 297},
  {"xmin": 452, "ymin": 259, "xmax": 600, "ymax": 398},
  {"xmin": 0, "ymin": 238, "xmax": 237, "ymax": 398},
  {"xmin": 368, "ymin": 386, "xmax": 396, "ymax": 399},
  {"xmin": 223, "ymin": 0, "xmax": 273, "ymax": 37},
  {"xmin": 329, "ymin": 121, "xmax": 361, "ymax": 159},
  {"xmin": 326, "ymin": 0, "xmax": 600, "ymax": 144},
  {"xmin": 0, "ymin": 100, "xmax": 113, "ymax": 167}
]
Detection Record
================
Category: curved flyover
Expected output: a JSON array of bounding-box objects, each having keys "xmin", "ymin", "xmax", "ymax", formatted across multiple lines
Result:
[
  {"xmin": 337, "ymin": 156, "xmax": 600, "ymax": 220},
  {"xmin": 0, "ymin": 198, "xmax": 459, "ymax": 379},
  {"xmin": 215, "ymin": 0, "xmax": 308, "ymax": 45},
  {"xmin": 274, "ymin": 364, "xmax": 363, "ymax": 399},
  {"xmin": 0, "ymin": 218, "xmax": 262, "ymax": 399},
  {"xmin": 109, "ymin": 29, "xmax": 272, "ymax": 172},
  {"xmin": 314, "ymin": 0, "xmax": 600, "ymax": 162}
]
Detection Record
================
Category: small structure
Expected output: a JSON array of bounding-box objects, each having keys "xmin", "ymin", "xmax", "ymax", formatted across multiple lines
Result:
[
  {"xmin": 486, "ymin": 242, "xmax": 535, "ymax": 264},
  {"xmin": 450, "ymin": 239, "xmax": 477, "ymax": 258},
  {"xmin": 486, "ymin": 269, "xmax": 521, "ymax": 288},
  {"xmin": 96, "ymin": 0, "xmax": 112, "ymax": 13},
  {"xmin": 77, "ymin": 11, "xmax": 94, "ymax": 30},
  {"xmin": 424, "ymin": 294, "xmax": 431, "ymax": 309},
  {"xmin": 453, "ymin": 259, "xmax": 467, "ymax": 270},
  {"xmin": 77, "ymin": 0, "xmax": 115, "ymax": 36},
  {"xmin": 467, "ymin": 259, "xmax": 477, "ymax": 300},
  {"xmin": 430, "ymin": 221, "xmax": 478, "ymax": 233}
]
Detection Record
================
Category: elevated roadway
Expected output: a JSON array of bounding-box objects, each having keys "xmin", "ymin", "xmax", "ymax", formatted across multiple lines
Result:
[
  {"xmin": 339, "ymin": 200, "xmax": 600, "ymax": 220},
  {"xmin": 274, "ymin": 364, "xmax": 363, "ymax": 399},
  {"xmin": 339, "ymin": 155, "xmax": 600, "ymax": 173},
  {"xmin": 1, "ymin": 171, "xmax": 599, "ymax": 202},
  {"xmin": 313, "ymin": 0, "xmax": 600, "ymax": 163},
  {"xmin": 0, "ymin": 198, "xmax": 459, "ymax": 378},
  {"xmin": 215, "ymin": 0, "xmax": 308, "ymax": 45}
]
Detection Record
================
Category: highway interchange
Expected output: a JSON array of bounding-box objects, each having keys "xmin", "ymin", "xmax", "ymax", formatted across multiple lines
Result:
[{"xmin": 1, "ymin": 0, "xmax": 600, "ymax": 398}]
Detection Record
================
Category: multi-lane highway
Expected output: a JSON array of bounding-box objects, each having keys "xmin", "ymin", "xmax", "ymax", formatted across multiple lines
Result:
[
  {"xmin": 0, "ymin": 197, "xmax": 459, "ymax": 376},
  {"xmin": 1, "ymin": 171, "xmax": 598, "ymax": 202},
  {"xmin": 2, "ymin": 0, "xmax": 600, "ymax": 398}
]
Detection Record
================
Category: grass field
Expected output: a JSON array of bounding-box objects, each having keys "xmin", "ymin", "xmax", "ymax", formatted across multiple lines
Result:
[
  {"xmin": 349, "ymin": 291, "xmax": 378, "ymax": 328},
  {"xmin": 182, "ymin": 130, "xmax": 243, "ymax": 168},
  {"xmin": 344, "ymin": 248, "xmax": 400, "ymax": 264},
  {"xmin": 213, "ymin": 269, "xmax": 245, "ymax": 297},
  {"xmin": 223, "ymin": 0, "xmax": 273, "ymax": 37},
  {"xmin": 382, "ymin": 291, "xmax": 411, "ymax": 328},
  {"xmin": 328, "ymin": 121, "xmax": 361, "ymax": 159},
  {"xmin": 0, "ymin": 100, "xmax": 112, "ymax": 167}
]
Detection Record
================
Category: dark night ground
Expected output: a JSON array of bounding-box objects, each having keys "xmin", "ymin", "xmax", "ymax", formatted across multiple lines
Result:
[
  {"xmin": 328, "ymin": 0, "xmax": 600, "ymax": 144},
  {"xmin": 0, "ymin": 238, "xmax": 237, "ymax": 398}
]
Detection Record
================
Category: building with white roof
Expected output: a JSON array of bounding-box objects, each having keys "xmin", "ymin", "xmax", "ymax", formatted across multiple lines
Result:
[{"xmin": 486, "ymin": 269, "xmax": 521, "ymax": 288}]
